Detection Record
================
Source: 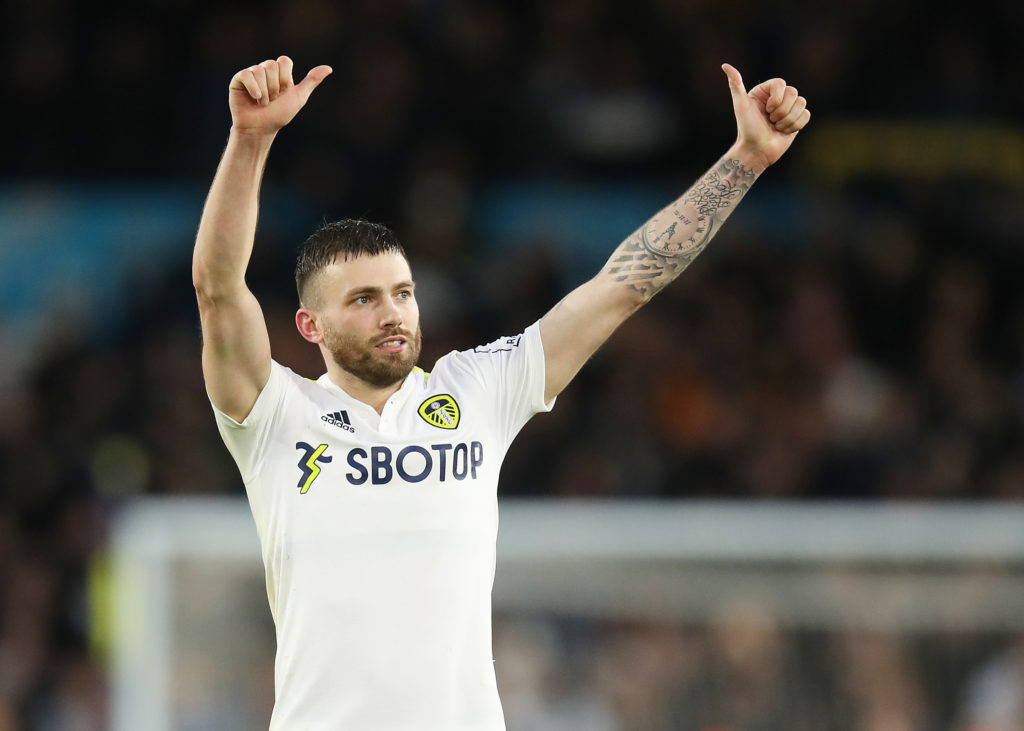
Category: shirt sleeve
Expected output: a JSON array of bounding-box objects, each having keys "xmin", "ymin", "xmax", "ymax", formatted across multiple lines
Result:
[
  {"xmin": 446, "ymin": 320, "xmax": 555, "ymax": 447},
  {"xmin": 209, "ymin": 359, "xmax": 293, "ymax": 486}
]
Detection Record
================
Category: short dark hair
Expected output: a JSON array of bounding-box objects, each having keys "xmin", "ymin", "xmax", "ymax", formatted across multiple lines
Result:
[{"xmin": 295, "ymin": 219, "xmax": 408, "ymax": 305}]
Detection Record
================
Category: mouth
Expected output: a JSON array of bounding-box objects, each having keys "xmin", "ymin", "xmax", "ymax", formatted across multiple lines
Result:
[{"xmin": 375, "ymin": 335, "xmax": 407, "ymax": 354}]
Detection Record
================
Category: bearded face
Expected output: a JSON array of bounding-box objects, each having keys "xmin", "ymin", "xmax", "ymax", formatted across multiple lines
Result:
[
  {"xmin": 321, "ymin": 321, "xmax": 423, "ymax": 388},
  {"xmin": 298, "ymin": 252, "xmax": 422, "ymax": 391}
]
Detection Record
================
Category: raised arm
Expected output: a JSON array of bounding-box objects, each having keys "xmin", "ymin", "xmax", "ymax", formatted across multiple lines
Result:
[
  {"xmin": 193, "ymin": 57, "xmax": 331, "ymax": 422},
  {"xmin": 540, "ymin": 63, "xmax": 810, "ymax": 402}
]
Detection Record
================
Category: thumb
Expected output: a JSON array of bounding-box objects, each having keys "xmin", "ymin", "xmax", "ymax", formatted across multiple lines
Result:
[
  {"xmin": 295, "ymin": 65, "xmax": 333, "ymax": 101},
  {"xmin": 721, "ymin": 63, "xmax": 747, "ymax": 100}
]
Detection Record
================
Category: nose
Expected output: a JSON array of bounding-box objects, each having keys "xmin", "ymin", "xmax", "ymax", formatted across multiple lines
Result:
[{"xmin": 379, "ymin": 298, "xmax": 403, "ymax": 328}]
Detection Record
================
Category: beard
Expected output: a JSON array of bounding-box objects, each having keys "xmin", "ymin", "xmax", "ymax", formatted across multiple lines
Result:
[{"xmin": 322, "ymin": 322, "xmax": 423, "ymax": 389}]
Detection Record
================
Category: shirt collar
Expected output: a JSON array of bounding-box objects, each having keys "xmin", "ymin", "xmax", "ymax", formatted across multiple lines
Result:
[{"xmin": 316, "ymin": 366, "xmax": 424, "ymax": 411}]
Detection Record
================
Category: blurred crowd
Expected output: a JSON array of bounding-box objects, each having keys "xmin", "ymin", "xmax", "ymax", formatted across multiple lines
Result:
[
  {"xmin": 493, "ymin": 616, "xmax": 1024, "ymax": 731},
  {"xmin": 4, "ymin": 0, "xmax": 1024, "ymax": 727}
]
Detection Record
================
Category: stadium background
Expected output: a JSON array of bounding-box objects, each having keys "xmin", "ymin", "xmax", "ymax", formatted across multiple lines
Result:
[{"xmin": 3, "ymin": 0, "xmax": 1024, "ymax": 728}]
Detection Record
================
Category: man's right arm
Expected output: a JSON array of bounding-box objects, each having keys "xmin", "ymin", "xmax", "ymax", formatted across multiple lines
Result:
[{"xmin": 192, "ymin": 56, "xmax": 331, "ymax": 423}]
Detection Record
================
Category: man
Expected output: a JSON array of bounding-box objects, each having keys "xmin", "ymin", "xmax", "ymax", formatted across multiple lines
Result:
[{"xmin": 193, "ymin": 55, "xmax": 808, "ymax": 729}]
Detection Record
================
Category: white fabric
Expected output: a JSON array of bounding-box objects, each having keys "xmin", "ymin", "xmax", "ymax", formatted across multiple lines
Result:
[{"xmin": 211, "ymin": 322, "xmax": 553, "ymax": 730}]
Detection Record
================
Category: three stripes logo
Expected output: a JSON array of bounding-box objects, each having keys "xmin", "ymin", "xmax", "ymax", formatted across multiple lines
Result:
[
  {"xmin": 322, "ymin": 410, "xmax": 355, "ymax": 433},
  {"xmin": 418, "ymin": 394, "xmax": 460, "ymax": 430},
  {"xmin": 295, "ymin": 442, "xmax": 332, "ymax": 494}
]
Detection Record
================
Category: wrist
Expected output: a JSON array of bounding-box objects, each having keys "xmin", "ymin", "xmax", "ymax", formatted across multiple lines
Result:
[
  {"xmin": 725, "ymin": 141, "xmax": 770, "ymax": 176},
  {"xmin": 228, "ymin": 126, "xmax": 278, "ymax": 148}
]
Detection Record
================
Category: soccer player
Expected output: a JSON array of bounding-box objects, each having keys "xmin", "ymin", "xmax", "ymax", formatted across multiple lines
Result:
[{"xmin": 193, "ymin": 56, "xmax": 809, "ymax": 729}]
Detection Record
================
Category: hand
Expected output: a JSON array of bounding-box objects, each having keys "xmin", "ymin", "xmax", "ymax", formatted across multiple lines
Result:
[
  {"xmin": 229, "ymin": 56, "xmax": 333, "ymax": 136},
  {"xmin": 722, "ymin": 63, "xmax": 810, "ymax": 169}
]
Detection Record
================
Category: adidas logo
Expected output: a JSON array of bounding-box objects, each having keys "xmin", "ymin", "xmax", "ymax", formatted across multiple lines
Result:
[{"xmin": 322, "ymin": 410, "xmax": 355, "ymax": 433}]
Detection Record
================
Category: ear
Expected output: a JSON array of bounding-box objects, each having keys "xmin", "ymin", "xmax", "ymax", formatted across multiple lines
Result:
[{"xmin": 295, "ymin": 307, "xmax": 324, "ymax": 344}]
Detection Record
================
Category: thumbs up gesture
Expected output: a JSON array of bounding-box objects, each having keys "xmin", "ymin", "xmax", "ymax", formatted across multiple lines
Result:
[
  {"xmin": 721, "ymin": 63, "xmax": 810, "ymax": 169},
  {"xmin": 229, "ymin": 56, "xmax": 333, "ymax": 136}
]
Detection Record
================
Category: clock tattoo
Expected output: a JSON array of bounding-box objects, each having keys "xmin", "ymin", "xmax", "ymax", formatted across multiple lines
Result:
[{"xmin": 605, "ymin": 157, "xmax": 757, "ymax": 299}]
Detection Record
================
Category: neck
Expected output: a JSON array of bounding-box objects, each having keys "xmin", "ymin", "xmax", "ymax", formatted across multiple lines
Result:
[{"xmin": 324, "ymin": 363, "xmax": 406, "ymax": 414}]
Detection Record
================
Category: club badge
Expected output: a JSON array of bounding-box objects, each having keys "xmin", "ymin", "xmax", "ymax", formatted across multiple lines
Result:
[{"xmin": 418, "ymin": 394, "xmax": 460, "ymax": 429}]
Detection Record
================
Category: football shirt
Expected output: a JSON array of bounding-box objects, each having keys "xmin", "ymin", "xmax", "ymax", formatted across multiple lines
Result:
[{"xmin": 211, "ymin": 322, "xmax": 553, "ymax": 730}]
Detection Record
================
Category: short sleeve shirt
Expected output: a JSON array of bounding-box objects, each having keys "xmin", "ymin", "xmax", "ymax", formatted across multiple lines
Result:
[{"xmin": 211, "ymin": 321, "xmax": 553, "ymax": 730}]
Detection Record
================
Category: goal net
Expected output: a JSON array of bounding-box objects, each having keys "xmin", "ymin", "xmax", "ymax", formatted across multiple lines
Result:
[{"xmin": 105, "ymin": 499, "xmax": 1024, "ymax": 730}]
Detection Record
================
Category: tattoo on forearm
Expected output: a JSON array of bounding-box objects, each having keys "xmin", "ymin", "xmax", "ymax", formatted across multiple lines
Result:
[{"xmin": 605, "ymin": 157, "xmax": 757, "ymax": 299}]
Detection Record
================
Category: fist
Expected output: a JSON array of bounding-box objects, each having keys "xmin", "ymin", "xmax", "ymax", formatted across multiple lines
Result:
[
  {"xmin": 229, "ymin": 56, "xmax": 333, "ymax": 136},
  {"xmin": 722, "ymin": 63, "xmax": 810, "ymax": 168}
]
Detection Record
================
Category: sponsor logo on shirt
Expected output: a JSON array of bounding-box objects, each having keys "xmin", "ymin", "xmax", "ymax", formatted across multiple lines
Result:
[
  {"xmin": 295, "ymin": 442, "xmax": 333, "ymax": 494},
  {"xmin": 293, "ymin": 441, "xmax": 485, "ymax": 490},
  {"xmin": 322, "ymin": 410, "xmax": 354, "ymax": 433},
  {"xmin": 345, "ymin": 442, "xmax": 483, "ymax": 485},
  {"xmin": 418, "ymin": 394, "xmax": 460, "ymax": 430}
]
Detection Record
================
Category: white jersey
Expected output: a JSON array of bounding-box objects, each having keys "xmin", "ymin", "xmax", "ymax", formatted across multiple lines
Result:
[{"xmin": 211, "ymin": 322, "xmax": 553, "ymax": 730}]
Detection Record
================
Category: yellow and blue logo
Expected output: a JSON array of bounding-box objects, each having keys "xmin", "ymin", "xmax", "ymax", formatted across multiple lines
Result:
[
  {"xmin": 295, "ymin": 442, "xmax": 332, "ymax": 494},
  {"xmin": 418, "ymin": 394, "xmax": 460, "ymax": 429}
]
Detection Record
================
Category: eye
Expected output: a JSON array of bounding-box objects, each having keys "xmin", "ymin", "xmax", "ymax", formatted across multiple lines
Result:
[
  {"xmin": 396, "ymin": 290, "xmax": 411, "ymax": 300},
  {"xmin": 354, "ymin": 295, "xmax": 371, "ymax": 305}
]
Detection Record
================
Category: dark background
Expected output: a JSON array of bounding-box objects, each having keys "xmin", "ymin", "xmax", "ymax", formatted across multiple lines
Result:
[{"xmin": 2, "ymin": 0, "xmax": 1023, "ymax": 726}]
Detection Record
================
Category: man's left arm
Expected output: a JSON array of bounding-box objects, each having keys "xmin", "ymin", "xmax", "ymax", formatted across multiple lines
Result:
[{"xmin": 540, "ymin": 63, "xmax": 810, "ymax": 402}]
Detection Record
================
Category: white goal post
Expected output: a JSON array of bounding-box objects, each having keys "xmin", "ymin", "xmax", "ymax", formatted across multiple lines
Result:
[{"xmin": 106, "ymin": 498, "xmax": 1024, "ymax": 730}]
